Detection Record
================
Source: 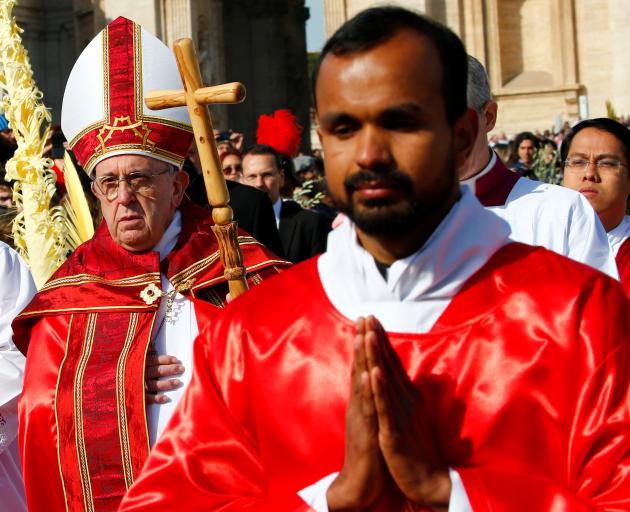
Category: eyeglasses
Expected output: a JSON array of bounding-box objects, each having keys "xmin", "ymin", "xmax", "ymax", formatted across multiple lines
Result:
[
  {"xmin": 223, "ymin": 164, "xmax": 242, "ymax": 173},
  {"xmin": 563, "ymin": 157, "xmax": 628, "ymax": 173},
  {"xmin": 92, "ymin": 168, "xmax": 173, "ymax": 200}
]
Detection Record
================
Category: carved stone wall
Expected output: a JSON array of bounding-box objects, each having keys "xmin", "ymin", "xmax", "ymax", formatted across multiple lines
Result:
[
  {"xmin": 14, "ymin": 0, "xmax": 75, "ymax": 124},
  {"xmin": 322, "ymin": 0, "xmax": 630, "ymax": 136},
  {"xmin": 12, "ymin": 0, "xmax": 310, "ymax": 149}
]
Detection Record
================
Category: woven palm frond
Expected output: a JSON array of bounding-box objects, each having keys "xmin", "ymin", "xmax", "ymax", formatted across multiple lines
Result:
[{"xmin": 0, "ymin": 0, "xmax": 71, "ymax": 287}]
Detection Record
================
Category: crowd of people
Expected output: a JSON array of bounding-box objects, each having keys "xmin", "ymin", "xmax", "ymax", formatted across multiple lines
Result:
[{"xmin": 0, "ymin": 6, "xmax": 629, "ymax": 512}]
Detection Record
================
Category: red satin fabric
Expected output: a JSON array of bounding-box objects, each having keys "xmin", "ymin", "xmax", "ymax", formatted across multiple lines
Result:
[
  {"xmin": 616, "ymin": 237, "xmax": 630, "ymax": 297},
  {"xmin": 15, "ymin": 200, "xmax": 289, "ymax": 512},
  {"xmin": 120, "ymin": 243, "xmax": 630, "ymax": 511}
]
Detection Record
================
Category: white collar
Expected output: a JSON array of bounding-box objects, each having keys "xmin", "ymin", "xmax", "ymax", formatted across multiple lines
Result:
[
  {"xmin": 460, "ymin": 149, "xmax": 496, "ymax": 192},
  {"xmin": 318, "ymin": 187, "xmax": 511, "ymax": 332},
  {"xmin": 607, "ymin": 215, "xmax": 630, "ymax": 257},
  {"xmin": 152, "ymin": 210, "xmax": 182, "ymax": 262}
]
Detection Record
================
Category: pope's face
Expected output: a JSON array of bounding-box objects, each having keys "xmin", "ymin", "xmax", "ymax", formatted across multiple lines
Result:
[
  {"xmin": 93, "ymin": 155, "xmax": 189, "ymax": 252},
  {"xmin": 315, "ymin": 29, "xmax": 472, "ymax": 236},
  {"xmin": 563, "ymin": 128, "xmax": 630, "ymax": 231}
]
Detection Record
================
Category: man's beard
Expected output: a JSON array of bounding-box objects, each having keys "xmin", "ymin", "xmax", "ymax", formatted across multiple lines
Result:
[{"xmin": 331, "ymin": 160, "xmax": 456, "ymax": 237}]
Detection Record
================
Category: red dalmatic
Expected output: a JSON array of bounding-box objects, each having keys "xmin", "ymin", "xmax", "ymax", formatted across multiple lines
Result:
[
  {"xmin": 617, "ymin": 237, "xmax": 630, "ymax": 296},
  {"xmin": 120, "ymin": 243, "xmax": 630, "ymax": 511},
  {"xmin": 14, "ymin": 200, "xmax": 288, "ymax": 512}
]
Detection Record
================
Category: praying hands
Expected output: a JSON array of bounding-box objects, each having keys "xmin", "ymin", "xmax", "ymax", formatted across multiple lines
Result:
[{"xmin": 327, "ymin": 316, "xmax": 451, "ymax": 511}]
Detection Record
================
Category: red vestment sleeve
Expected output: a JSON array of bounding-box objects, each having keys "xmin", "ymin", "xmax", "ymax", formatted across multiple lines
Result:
[
  {"xmin": 616, "ymin": 237, "xmax": 630, "ymax": 296},
  {"xmin": 118, "ymin": 323, "xmax": 312, "ymax": 512},
  {"xmin": 456, "ymin": 275, "xmax": 630, "ymax": 510},
  {"xmin": 18, "ymin": 315, "xmax": 70, "ymax": 511}
]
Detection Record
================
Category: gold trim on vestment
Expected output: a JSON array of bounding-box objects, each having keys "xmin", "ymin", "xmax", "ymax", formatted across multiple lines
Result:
[
  {"xmin": 190, "ymin": 258, "xmax": 288, "ymax": 293},
  {"xmin": 250, "ymin": 272, "xmax": 263, "ymax": 286},
  {"xmin": 134, "ymin": 24, "xmax": 142, "ymax": 122},
  {"xmin": 19, "ymin": 305, "xmax": 155, "ymax": 318},
  {"xmin": 41, "ymin": 272, "xmax": 161, "ymax": 292},
  {"xmin": 74, "ymin": 313, "xmax": 97, "ymax": 512},
  {"xmin": 169, "ymin": 236, "xmax": 259, "ymax": 289},
  {"xmin": 54, "ymin": 314, "xmax": 74, "ymax": 511},
  {"xmin": 102, "ymin": 28, "xmax": 110, "ymax": 124},
  {"xmin": 116, "ymin": 313, "xmax": 139, "ymax": 489}
]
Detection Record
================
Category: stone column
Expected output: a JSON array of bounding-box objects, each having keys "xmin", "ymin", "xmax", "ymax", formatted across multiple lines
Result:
[
  {"xmin": 163, "ymin": 0, "xmax": 192, "ymax": 45},
  {"xmin": 192, "ymin": 0, "xmax": 228, "ymax": 128},
  {"xmin": 323, "ymin": 0, "xmax": 346, "ymax": 39},
  {"xmin": 608, "ymin": 0, "xmax": 630, "ymax": 115}
]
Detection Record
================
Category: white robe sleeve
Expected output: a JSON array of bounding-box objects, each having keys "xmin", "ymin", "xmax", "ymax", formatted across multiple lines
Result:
[
  {"xmin": 0, "ymin": 243, "xmax": 36, "ymax": 452},
  {"xmin": 297, "ymin": 469, "xmax": 472, "ymax": 511},
  {"xmin": 0, "ymin": 243, "xmax": 36, "ymax": 512},
  {"xmin": 567, "ymin": 193, "xmax": 619, "ymax": 279}
]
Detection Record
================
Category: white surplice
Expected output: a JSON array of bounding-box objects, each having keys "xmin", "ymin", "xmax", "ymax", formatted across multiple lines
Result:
[
  {"xmin": 461, "ymin": 151, "xmax": 618, "ymax": 279},
  {"xmin": 0, "ymin": 242, "xmax": 37, "ymax": 512},
  {"xmin": 607, "ymin": 215, "xmax": 630, "ymax": 257}
]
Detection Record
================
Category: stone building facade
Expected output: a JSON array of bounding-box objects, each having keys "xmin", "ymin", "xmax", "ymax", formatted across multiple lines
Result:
[
  {"xmin": 14, "ymin": 0, "xmax": 311, "ymax": 150},
  {"xmin": 324, "ymin": 0, "xmax": 630, "ymax": 136}
]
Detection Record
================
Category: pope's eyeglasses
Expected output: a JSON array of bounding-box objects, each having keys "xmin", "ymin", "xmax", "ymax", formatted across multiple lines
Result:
[{"xmin": 91, "ymin": 168, "xmax": 173, "ymax": 200}]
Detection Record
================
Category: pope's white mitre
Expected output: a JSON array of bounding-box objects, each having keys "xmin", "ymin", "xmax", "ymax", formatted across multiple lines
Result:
[{"xmin": 61, "ymin": 16, "xmax": 193, "ymax": 175}]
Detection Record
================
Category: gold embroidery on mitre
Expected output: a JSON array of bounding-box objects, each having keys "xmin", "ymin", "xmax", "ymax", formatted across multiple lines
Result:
[{"xmin": 95, "ymin": 116, "xmax": 157, "ymax": 156}]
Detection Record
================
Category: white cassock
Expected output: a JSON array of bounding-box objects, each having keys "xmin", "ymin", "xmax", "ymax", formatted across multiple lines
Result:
[
  {"xmin": 461, "ymin": 151, "xmax": 618, "ymax": 278},
  {"xmin": 145, "ymin": 211, "xmax": 199, "ymax": 445},
  {"xmin": 607, "ymin": 215, "xmax": 630, "ymax": 257},
  {"xmin": 0, "ymin": 242, "xmax": 36, "ymax": 512}
]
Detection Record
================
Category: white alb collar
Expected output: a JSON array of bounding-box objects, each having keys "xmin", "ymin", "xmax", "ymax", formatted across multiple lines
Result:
[
  {"xmin": 152, "ymin": 210, "xmax": 182, "ymax": 262},
  {"xmin": 607, "ymin": 215, "xmax": 630, "ymax": 257},
  {"xmin": 318, "ymin": 187, "xmax": 511, "ymax": 332}
]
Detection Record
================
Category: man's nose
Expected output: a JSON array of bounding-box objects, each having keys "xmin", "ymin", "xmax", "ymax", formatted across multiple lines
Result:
[
  {"xmin": 115, "ymin": 180, "xmax": 136, "ymax": 203},
  {"xmin": 355, "ymin": 126, "xmax": 393, "ymax": 170},
  {"xmin": 583, "ymin": 160, "xmax": 600, "ymax": 182}
]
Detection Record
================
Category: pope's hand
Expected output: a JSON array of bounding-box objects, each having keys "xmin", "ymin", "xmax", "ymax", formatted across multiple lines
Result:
[
  {"xmin": 327, "ymin": 317, "xmax": 386, "ymax": 511},
  {"xmin": 365, "ymin": 316, "xmax": 451, "ymax": 510},
  {"xmin": 144, "ymin": 353, "xmax": 184, "ymax": 404}
]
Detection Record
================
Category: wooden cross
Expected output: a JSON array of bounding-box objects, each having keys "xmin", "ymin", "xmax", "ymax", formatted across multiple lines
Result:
[{"xmin": 145, "ymin": 38, "xmax": 248, "ymax": 299}]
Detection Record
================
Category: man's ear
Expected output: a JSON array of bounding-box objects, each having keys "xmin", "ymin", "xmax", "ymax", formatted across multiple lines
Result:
[
  {"xmin": 279, "ymin": 168, "xmax": 285, "ymax": 188},
  {"xmin": 172, "ymin": 169, "xmax": 190, "ymax": 207},
  {"xmin": 453, "ymin": 108, "xmax": 479, "ymax": 172},
  {"xmin": 484, "ymin": 100, "xmax": 498, "ymax": 132}
]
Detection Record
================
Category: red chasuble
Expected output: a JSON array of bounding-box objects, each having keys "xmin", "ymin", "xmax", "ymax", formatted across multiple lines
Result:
[
  {"xmin": 120, "ymin": 243, "xmax": 630, "ymax": 511},
  {"xmin": 13, "ymin": 200, "xmax": 288, "ymax": 512},
  {"xmin": 617, "ymin": 237, "xmax": 630, "ymax": 296}
]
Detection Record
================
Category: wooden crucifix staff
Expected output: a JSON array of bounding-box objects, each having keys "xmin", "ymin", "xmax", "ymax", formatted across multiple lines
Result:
[{"xmin": 145, "ymin": 38, "xmax": 249, "ymax": 299}]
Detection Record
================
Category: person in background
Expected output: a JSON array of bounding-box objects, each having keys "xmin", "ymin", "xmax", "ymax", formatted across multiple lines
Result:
[
  {"xmin": 509, "ymin": 131, "xmax": 539, "ymax": 179},
  {"xmin": 460, "ymin": 55, "xmax": 617, "ymax": 278},
  {"xmin": 562, "ymin": 118, "xmax": 630, "ymax": 294},
  {"xmin": 242, "ymin": 144, "xmax": 331, "ymax": 263},
  {"xmin": 220, "ymin": 147, "xmax": 243, "ymax": 182},
  {"xmin": 0, "ymin": 242, "xmax": 36, "ymax": 512}
]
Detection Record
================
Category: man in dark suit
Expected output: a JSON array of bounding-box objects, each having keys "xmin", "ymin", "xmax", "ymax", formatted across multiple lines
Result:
[
  {"xmin": 242, "ymin": 145, "xmax": 331, "ymax": 263},
  {"xmin": 183, "ymin": 158, "xmax": 285, "ymax": 258}
]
